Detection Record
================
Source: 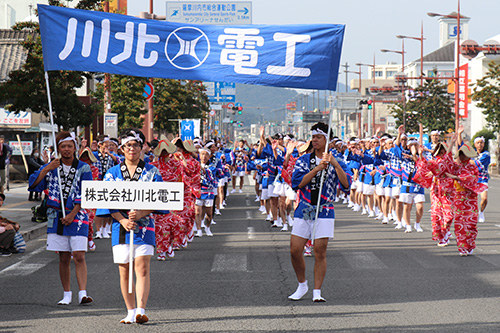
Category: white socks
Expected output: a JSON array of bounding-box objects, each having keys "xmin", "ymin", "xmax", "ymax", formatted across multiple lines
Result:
[
  {"xmin": 312, "ymin": 289, "xmax": 325, "ymax": 302},
  {"xmin": 58, "ymin": 291, "xmax": 72, "ymax": 305},
  {"xmin": 121, "ymin": 309, "xmax": 136, "ymax": 324},
  {"xmin": 136, "ymin": 307, "xmax": 145, "ymax": 315},
  {"xmin": 288, "ymin": 281, "xmax": 308, "ymax": 300}
]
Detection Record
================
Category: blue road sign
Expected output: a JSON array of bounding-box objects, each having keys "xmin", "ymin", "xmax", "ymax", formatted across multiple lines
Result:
[{"xmin": 206, "ymin": 81, "xmax": 236, "ymax": 103}]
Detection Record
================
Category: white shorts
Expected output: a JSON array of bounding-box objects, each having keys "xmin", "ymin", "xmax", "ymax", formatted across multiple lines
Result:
[
  {"xmin": 392, "ymin": 186, "xmax": 401, "ymax": 197},
  {"xmin": 195, "ymin": 198, "xmax": 214, "ymax": 207},
  {"xmin": 384, "ymin": 187, "xmax": 392, "ymax": 198},
  {"xmin": 356, "ymin": 180, "xmax": 364, "ymax": 192},
  {"xmin": 112, "ymin": 244, "xmax": 154, "ymax": 264},
  {"xmin": 232, "ymin": 171, "xmax": 245, "ymax": 177},
  {"xmin": 47, "ymin": 234, "xmax": 88, "ymax": 252},
  {"xmin": 285, "ymin": 184, "xmax": 297, "ymax": 201},
  {"xmin": 363, "ymin": 184, "xmax": 375, "ymax": 195},
  {"xmin": 291, "ymin": 218, "xmax": 335, "ymax": 240},
  {"xmin": 375, "ymin": 183, "xmax": 384, "ymax": 196},
  {"xmin": 272, "ymin": 182, "xmax": 286, "ymax": 197},
  {"xmin": 267, "ymin": 184, "xmax": 280, "ymax": 198},
  {"xmin": 218, "ymin": 179, "xmax": 226, "ymax": 187},
  {"xmin": 261, "ymin": 188, "xmax": 270, "ymax": 200},
  {"xmin": 351, "ymin": 181, "xmax": 358, "ymax": 190},
  {"xmin": 399, "ymin": 193, "xmax": 425, "ymax": 204}
]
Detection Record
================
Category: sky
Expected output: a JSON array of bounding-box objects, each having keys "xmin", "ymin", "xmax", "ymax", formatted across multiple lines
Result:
[{"xmin": 127, "ymin": 0, "xmax": 499, "ymax": 87}]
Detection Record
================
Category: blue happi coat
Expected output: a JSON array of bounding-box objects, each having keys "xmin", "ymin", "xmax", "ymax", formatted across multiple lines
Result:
[{"xmin": 29, "ymin": 160, "xmax": 92, "ymax": 237}]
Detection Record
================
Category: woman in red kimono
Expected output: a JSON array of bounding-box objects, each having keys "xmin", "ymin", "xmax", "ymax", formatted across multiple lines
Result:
[
  {"xmin": 173, "ymin": 138, "xmax": 201, "ymax": 246},
  {"xmin": 79, "ymin": 147, "xmax": 99, "ymax": 251},
  {"xmin": 414, "ymin": 142, "xmax": 455, "ymax": 246},
  {"xmin": 444, "ymin": 128, "xmax": 487, "ymax": 256},
  {"xmin": 151, "ymin": 140, "xmax": 184, "ymax": 260}
]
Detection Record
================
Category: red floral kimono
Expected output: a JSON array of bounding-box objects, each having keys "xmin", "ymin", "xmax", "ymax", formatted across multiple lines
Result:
[
  {"xmin": 151, "ymin": 157, "xmax": 183, "ymax": 254},
  {"xmin": 414, "ymin": 153, "xmax": 455, "ymax": 242},
  {"xmin": 174, "ymin": 152, "xmax": 200, "ymax": 245},
  {"xmin": 448, "ymin": 157, "xmax": 487, "ymax": 253}
]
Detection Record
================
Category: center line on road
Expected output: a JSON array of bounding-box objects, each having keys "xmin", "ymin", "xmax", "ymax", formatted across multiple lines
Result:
[
  {"xmin": 247, "ymin": 227, "xmax": 255, "ymax": 239},
  {"xmin": 211, "ymin": 253, "xmax": 248, "ymax": 272},
  {"xmin": 246, "ymin": 211, "xmax": 252, "ymax": 219}
]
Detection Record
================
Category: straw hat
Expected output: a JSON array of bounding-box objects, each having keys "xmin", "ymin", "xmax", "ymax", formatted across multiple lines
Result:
[
  {"xmin": 182, "ymin": 139, "xmax": 197, "ymax": 153},
  {"xmin": 432, "ymin": 142, "xmax": 449, "ymax": 157},
  {"xmin": 79, "ymin": 147, "xmax": 97, "ymax": 163},
  {"xmin": 153, "ymin": 139, "xmax": 176, "ymax": 156},
  {"xmin": 298, "ymin": 140, "xmax": 312, "ymax": 154},
  {"xmin": 454, "ymin": 144, "xmax": 477, "ymax": 159}
]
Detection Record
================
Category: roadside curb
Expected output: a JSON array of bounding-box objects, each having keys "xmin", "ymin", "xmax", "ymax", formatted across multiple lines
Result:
[{"xmin": 21, "ymin": 223, "xmax": 47, "ymax": 242}]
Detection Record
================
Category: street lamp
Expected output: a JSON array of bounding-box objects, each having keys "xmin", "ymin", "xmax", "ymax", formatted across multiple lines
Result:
[
  {"xmin": 428, "ymin": 0, "xmax": 463, "ymax": 131},
  {"xmin": 345, "ymin": 69, "xmax": 362, "ymax": 136},
  {"xmin": 396, "ymin": 23, "xmax": 426, "ymax": 86},
  {"xmin": 381, "ymin": 45, "xmax": 408, "ymax": 129}
]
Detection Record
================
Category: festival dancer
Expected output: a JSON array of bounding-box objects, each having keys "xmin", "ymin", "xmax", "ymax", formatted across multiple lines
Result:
[
  {"xmin": 472, "ymin": 136, "xmax": 490, "ymax": 223},
  {"xmin": 79, "ymin": 147, "xmax": 99, "ymax": 252},
  {"xmin": 97, "ymin": 129, "xmax": 164, "ymax": 324},
  {"xmin": 195, "ymin": 145, "xmax": 218, "ymax": 237},
  {"xmin": 444, "ymin": 127, "xmax": 487, "ymax": 256},
  {"xmin": 288, "ymin": 122, "xmax": 351, "ymax": 302},
  {"xmin": 151, "ymin": 139, "xmax": 183, "ymax": 260},
  {"xmin": 173, "ymin": 138, "xmax": 200, "ymax": 245},
  {"xmin": 29, "ymin": 131, "xmax": 93, "ymax": 305}
]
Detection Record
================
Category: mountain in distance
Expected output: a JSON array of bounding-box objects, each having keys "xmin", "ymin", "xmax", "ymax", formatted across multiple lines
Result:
[{"xmin": 232, "ymin": 82, "xmax": 350, "ymax": 126}]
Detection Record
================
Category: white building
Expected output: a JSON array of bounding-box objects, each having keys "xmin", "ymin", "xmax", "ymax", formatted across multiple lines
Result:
[{"xmin": 0, "ymin": 0, "xmax": 49, "ymax": 29}]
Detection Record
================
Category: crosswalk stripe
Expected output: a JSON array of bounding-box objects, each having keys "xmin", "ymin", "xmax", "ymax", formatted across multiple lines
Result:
[
  {"xmin": 0, "ymin": 247, "xmax": 51, "ymax": 277},
  {"xmin": 341, "ymin": 251, "xmax": 388, "ymax": 269},
  {"xmin": 211, "ymin": 253, "xmax": 248, "ymax": 272}
]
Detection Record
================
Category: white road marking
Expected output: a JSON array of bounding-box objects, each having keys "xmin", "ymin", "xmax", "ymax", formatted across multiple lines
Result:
[
  {"xmin": 247, "ymin": 227, "xmax": 255, "ymax": 240},
  {"xmin": 0, "ymin": 246, "xmax": 52, "ymax": 277},
  {"xmin": 246, "ymin": 211, "xmax": 252, "ymax": 219},
  {"xmin": 342, "ymin": 252, "xmax": 388, "ymax": 270},
  {"xmin": 211, "ymin": 253, "xmax": 248, "ymax": 272}
]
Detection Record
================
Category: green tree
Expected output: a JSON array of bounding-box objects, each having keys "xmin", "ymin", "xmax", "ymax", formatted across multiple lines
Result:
[
  {"xmin": 154, "ymin": 79, "xmax": 209, "ymax": 135},
  {"xmin": 94, "ymin": 75, "xmax": 147, "ymax": 131},
  {"xmin": 471, "ymin": 128, "xmax": 495, "ymax": 151},
  {"xmin": 471, "ymin": 61, "xmax": 500, "ymax": 132},
  {"xmin": 390, "ymin": 78, "xmax": 455, "ymax": 133},
  {"xmin": 0, "ymin": 0, "xmax": 103, "ymax": 130}
]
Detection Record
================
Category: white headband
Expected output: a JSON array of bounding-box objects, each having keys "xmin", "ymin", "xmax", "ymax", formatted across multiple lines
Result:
[
  {"xmin": 311, "ymin": 129, "xmax": 328, "ymax": 139},
  {"xmin": 121, "ymin": 131, "xmax": 143, "ymax": 146},
  {"xmin": 199, "ymin": 148, "xmax": 211, "ymax": 154},
  {"xmin": 58, "ymin": 132, "xmax": 78, "ymax": 148},
  {"xmin": 205, "ymin": 141, "xmax": 215, "ymax": 148},
  {"xmin": 99, "ymin": 137, "xmax": 110, "ymax": 144},
  {"xmin": 431, "ymin": 130, "xmax": 440, "ymax": 135},
  {"xmin": 474, "ymin": 136, "xmax": 485, "ymax": 144}
]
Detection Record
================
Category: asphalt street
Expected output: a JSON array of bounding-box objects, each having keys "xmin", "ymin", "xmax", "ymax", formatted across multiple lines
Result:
[{"xmin": 1, "ymin": 178, "xmax": 500, "ymax": 332}]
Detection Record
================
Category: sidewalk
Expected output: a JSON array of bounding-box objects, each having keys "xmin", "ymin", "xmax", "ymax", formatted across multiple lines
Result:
[{"xmin": 1, "ymin": 181, "xmax": 47, "ymax": 242}]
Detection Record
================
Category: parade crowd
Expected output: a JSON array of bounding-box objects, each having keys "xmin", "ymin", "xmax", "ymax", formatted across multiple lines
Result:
[{"xmin": 18, "ymin": 120, "xmax": 490, "ymax": 324}]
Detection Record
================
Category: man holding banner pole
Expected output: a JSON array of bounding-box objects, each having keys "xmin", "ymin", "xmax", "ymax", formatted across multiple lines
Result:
[
  {"xmin": 96, "ymin": 129, "xmax": 164, "ymax": 324},
  {"xmin": 289, "ymin": 122, "xmax": 351, "ymax": 302}
]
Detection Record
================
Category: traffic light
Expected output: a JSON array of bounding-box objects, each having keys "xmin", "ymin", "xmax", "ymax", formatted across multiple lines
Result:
[
  {"xmin": 358, "ymin": 99, "xmax": 368, "ymax": 110},
  {"xmin": 367, "ymin": 99, "xmax": 373, "ymax": 110},
  {"xmin": 232, "ymin": 106, "xmax": 243, "ymax": 115}
]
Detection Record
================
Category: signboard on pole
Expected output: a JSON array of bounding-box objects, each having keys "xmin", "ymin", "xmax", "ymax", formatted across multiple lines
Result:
[
  {"xmin": 166, "ymin": 2, "xmax": 252, "ymax": 25},
  {"xmin": 205, "ymin": 81, "xmax": 236, "ymax": 103},
  {"xmin": 81, "ymin": 181, "xmax": 184, "ymax": 210},
  {"xmin": 9, "ymin": 141, "xmax": 33, "ymax": 156},
  {"xmin": 104, "ymin": 113, "xmax": 118, "ymax": 138},
  {"xmin": 181, "ymin": 119, "xmax": 195, "ymax": 140},
  {"xmin": 0, "ymin": 109, "xmax": 31, "ymax": 127}
]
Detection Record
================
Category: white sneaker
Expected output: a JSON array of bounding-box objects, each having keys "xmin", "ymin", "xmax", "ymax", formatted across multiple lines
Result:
[
  {"xmin": 342, "ymin": 198, "xmax": 348, "ymax": 204},
  {"xmin": 261, "ymin": 210, "xmax": 268, "ymax": 215},
  {"xmin": 102, "ymin": 229, "xmax": 110, "ymax": 239},
  {"xmin": 230, "ymin": 189, "xmax": 236, "ymax": 194},
  {"xmin": 195, "ymin": 230, "xmax": 202, "ymax": 237},
  {"xmin": 414, "ymin": 223, "xmax": 423, "ymax": 232},
  {"xmin": 272, "ymin": 220, "xmax": 282, "ymax": 228},
  {"xmin": 353, "ymin": 204, "xmax": 360, "ymax": 212},
  {"xmin": 255, "ymin": 196, "xmax": 260, "ymax": 202},
  {"xmin": 368, "ymin": 211, "xmax": 375, "ymax": 218},
  {"xmin": 281, "ymin": 224, "xmax": 288, "ymax": 231},
  {"xmin": 348, "ymin": 201, "xmax": 354, "ymax": 208},
  {"xmin": 205, "ymin": 227, "xmax": 213, "ymax": 236},
  {"xmin": 201, "ymin": 219, "xmax": 206, "ymax": 228},
  {"xmin": 361, "ymin": 209, "xmax": 367, "ymax": 215},
  {"xmin": 287, "ymin": 215, "xmax": 294, "ymax": 227},
  {"xmin": 394, "ymin": 222, "xmax": 403, "ymax": 229},
  {"xmin": 258, "ymin": 205, "xmax": 266, "ymax": 212},
  {"xmin": 478, "ymin": 212, "xmax": 485, "ymax": 223},
  {"xmin": 211, "ymin": 219, "xmax": 217, "ymax": 225},
  {"xmin": 239, "ymin": 189, "xmax": 243, "ymax": 193},
  {"xmin": 222, "ymin": 200, "xmax": 227, "ymax": 206},
  {"xmin": 215, "ymin": 209, "xmax": 221, "ymax": 216},
  {"xmin": 375, "ymin": 213, "xmax": 383, "ymax": 220},
  {"xmin": 382, "ymin": 217, "xmax": 389, "ymax": 224},
  {"xmin": 288, "ymin": 281, "xmax": 309, "ymax": 300},
  {"xmin": 219, "ymin": 205, "xmax": 225, "ymax": 210},
  {"xmin": 405, "ymin": 225, "xmax": 412, "ymax": 233},
  {"xmin": 334, "ymin": 197, "xmax": 340, "ymax": 203},
  {"xmin": 266, "ymin": 215, "xmax": 272, "ymax": 222},
  {"xmin": 95, "ymin": 231, "xmax": 102, "ymax": 239}
]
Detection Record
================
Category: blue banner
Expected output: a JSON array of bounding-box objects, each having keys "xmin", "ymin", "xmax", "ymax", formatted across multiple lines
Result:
[
  {"xmin": 38, "ymin": 5, "xmax": 344, "ymax": 90},
  {"xmin": 180, "ymin": 120, "xmax": 195, "ymax": 140}
]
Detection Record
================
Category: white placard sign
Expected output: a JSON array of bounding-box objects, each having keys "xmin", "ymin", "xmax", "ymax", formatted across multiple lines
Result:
[{"xmin": 81, "ymin": 181, "xmax": 184, "ymax": 210}]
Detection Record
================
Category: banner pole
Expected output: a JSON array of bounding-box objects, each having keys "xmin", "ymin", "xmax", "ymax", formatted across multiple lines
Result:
[
  {"xmin": 311, "ymin": 108, "xmax": 335, "ymax": 246},
  {"xmin": 16, "ymin": 134, "xmax": 29, "ymax": 174},
  {"xmin": 128, "ymin": 209, "xmax": 135, "ymax": 294},
  {"xmin": 44, "ymin": 72, "xmax": 66, "ymax": 218}
]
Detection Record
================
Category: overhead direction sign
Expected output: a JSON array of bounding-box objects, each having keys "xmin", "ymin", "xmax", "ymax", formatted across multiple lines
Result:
[
  {"xmin": 205, "ymin": 81, "xmax": 236, "ymax": 102},
  {"xmin": 166, "ymin": 2, "xmax": 252, "ymax": 25}
]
